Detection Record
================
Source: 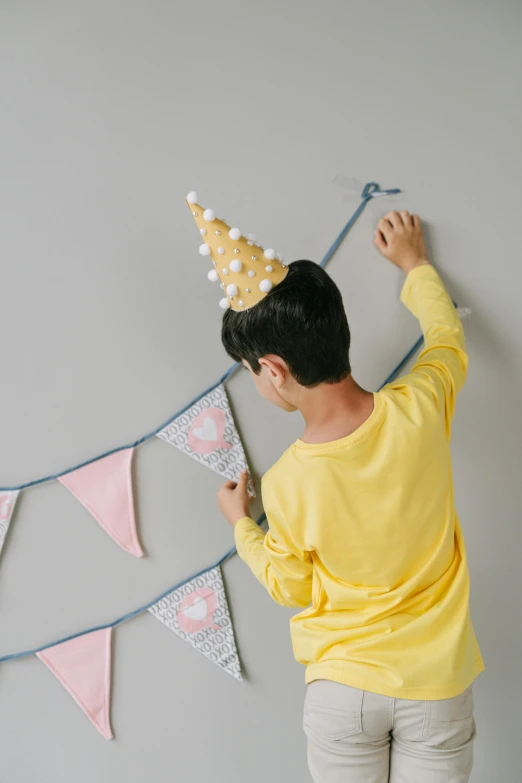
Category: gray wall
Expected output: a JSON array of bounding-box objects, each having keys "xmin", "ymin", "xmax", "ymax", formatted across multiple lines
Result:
[{"xmin": 1, "ymin": 1, "xmax": 520, "ymax": 781}]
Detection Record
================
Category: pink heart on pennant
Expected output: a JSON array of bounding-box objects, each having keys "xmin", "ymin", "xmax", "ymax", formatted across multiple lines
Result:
[
  {"xmin": 188, "ymin": 408, "xmax": 233, "ymax": 455},
  {"xmin": 0, "ymin": 494, "xmax": 12, "ymax": 521},
  {"xmin": 177, "ymin": 587, "xmax": 220, "ymax": 634}
]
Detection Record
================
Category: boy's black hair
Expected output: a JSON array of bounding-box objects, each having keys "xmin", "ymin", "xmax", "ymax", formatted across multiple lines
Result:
[{"xmin": 221, "ymin": 260, "xmax": 351, "ymax": 388}]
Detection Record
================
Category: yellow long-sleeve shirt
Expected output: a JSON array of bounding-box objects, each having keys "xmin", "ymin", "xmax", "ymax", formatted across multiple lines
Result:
[{"xmin": 235, "ymin": 264, "xmax": 484, "ymax": 700}]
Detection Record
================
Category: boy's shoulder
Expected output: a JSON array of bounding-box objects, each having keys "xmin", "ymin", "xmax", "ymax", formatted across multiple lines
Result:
[
  {"xmin": 262, "ymin": 440, "xmax": 302, "ymax": 488},
  {"xmin": 261, "ymin": 383, "xmax": 440, "ymax": 487}
]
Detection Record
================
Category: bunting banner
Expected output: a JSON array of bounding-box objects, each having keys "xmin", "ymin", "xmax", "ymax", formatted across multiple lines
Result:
[
  {"xmin": 156, "ymin": 384, "xmax": 255, "ymax": 496},
  {"xmin": 0, "ymin": 183, "xmax": 400, "ymax": 576},
  {"xmin": 0, "ymin": 490, "xmax": 20, "ymax": 560},
  {"xmin": 58, "ymin": 448, "xmax": 143, "ymax": 558},
  {"xmin": 148, "ymin": 565, "xmax": 242, "ymax": 681},
  {"xmin": 0, "ymin": 182, "xmax": 468, "ymax": 743},
  {"xmin": 37, "ymin": 628, "xmax": 113, "ymax": 740}
]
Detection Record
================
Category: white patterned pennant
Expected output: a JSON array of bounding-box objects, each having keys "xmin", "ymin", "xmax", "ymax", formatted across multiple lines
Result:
[
  {"xmin": 148, "ymin": 565, "xmax": 242, "ymax": 681},
  {"xmin": 0, "ymin": 490, "xmax": 20, "ymax": 560},
  {"xmin": 157, "ymin": 384, "xmax": 254, "ymax": 494}
]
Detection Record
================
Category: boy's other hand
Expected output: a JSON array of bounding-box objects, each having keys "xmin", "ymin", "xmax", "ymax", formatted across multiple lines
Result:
[
  {"xmin": 218, "ymin": 470, "xmax": 253, "ymax": 527},
  {"xmin": 374, "ymin": 211, "xmax": 430, "ymax": 274}
]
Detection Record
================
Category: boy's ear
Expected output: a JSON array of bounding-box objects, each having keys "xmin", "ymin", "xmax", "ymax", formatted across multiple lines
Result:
[{"xmin": 259, "ymin": 355, "xmax": 288, "ymax": 384}]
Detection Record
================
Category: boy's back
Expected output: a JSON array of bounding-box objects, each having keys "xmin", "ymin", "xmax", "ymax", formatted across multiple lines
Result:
[{"xmin": 235, "ymin": 264, "xmax": 484, "ymax": 699}]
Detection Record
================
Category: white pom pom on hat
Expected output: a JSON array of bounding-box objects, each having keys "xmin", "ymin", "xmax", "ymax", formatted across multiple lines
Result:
[
  {"xmin": 226, "ymin": 283, "xmax": 238, "ymax": 297},
  {"xmin": 229, "ymin": 227, "xmax": 241, "ymax": 241},
  {"xmin": 199, "ymin": 243, "xmax": 211, "ymax": 256},
  {"xmin": 276, "ymin": 253, "xmax": 284, "ymax": 263},
  {"xmin": 264, "ymin": 248, "xmax": 276, "ymax": 260},
  {"xmin": 219, "ymin": 298, "xmax": 231, "ymax": 310},
  {"xmin": 203, "ymin": 208, "xmax": 215, "ymax": 222},
  {"xmin": 187, "ymin": 191, "xmax": 198, "ymax": 204},
  {"xmin": 229, "ymin": 259, "xmax": 243, "ymax": 273},
  {"xmin": 259, "ymin": 279, "xmax": 273, "ymax": 293},
  {"xmin": 208, "ymin": 269, "xmax": 219, "ymax": 282}
]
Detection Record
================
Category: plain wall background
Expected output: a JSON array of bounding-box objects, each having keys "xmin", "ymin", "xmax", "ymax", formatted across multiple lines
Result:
[{"xmin": 1, "ymin": 1, "xmax": 521, "ymax": 780}]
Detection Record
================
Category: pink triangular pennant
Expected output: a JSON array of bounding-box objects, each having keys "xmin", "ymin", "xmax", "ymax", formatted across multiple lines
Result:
[
  {"xmin": 37, "ymin": 628, "xmax": 113, "ymax": 740},
  {"xmin": 0, "ymin": 490, "xmax": 20, "ymax": 561},
  {"xmin": 58, "ymin": 448, "xmax": 143, "ymax": 557}
]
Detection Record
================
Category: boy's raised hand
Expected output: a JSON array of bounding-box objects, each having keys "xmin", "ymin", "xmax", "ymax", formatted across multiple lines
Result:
[
  {"xmin": 217, "ymin": 470, "xmax": 254, "ymax": 528},
  {"xmin": 374, "ymin": 211, "xmax": 430, "ymax": 274}
]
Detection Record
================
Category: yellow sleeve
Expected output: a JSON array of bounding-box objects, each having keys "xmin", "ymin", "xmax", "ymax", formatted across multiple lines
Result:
[
  {"xmin": 400, "ymin": 264, "xmax": 468, "ymax": 432},
  {"xmin": 234, "ymin": 514, "xmax": 313, "ymax": 609}
]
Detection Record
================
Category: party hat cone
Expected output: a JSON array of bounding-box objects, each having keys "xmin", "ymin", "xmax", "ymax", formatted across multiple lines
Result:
[{"xmin": 186, "ymin": 191, "xmax": 288, "ymax": 311}]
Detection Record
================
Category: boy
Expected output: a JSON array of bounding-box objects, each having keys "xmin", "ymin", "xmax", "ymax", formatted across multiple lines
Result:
[{"xmin": 217, "ymin": 212, "xmax": 484, "ymax": 782}]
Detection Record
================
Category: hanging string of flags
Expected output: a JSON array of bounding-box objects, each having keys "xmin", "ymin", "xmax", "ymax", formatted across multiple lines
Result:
[
  {"xmin": 0, "ymin": 546, "xmax": 244, "ymax": 739},
  {"xmin": 1, "ymin": 183, "xmax": 402, "ymax": 558},
  {"xmin": 0, "ymin": 365, "xmax": 243, "ymax": 561},
  {"xmin": 33, "ymin": 564, "xmax": 244, "ymax": 741},
  {"xmin": 31, "ymin": 561, "xmax": 243, "ymax": 741},
  {"xmin": 0, "ymin": 183, "xmax": 470, "ymax": 741}
]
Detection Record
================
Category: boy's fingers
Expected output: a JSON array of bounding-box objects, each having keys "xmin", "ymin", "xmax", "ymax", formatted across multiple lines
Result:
[
  {"xmin": 374, "ymin": 230, "xmax": 387, "ymax": 253},
  {"xmin": 378, "ymin": 217, "xmax": 393, "ymax": 237},
  {"xmin": 384, "ymin": 211, "xmax": 401, "ymax": 228},
  {"xmin": 221, "ymin": 481, "xmax": 237, "ymax": 491},
  {"xmin": 401, "ymin": 211, "xmax": 413, "ymax": 227},
  {"xmin": 413, "ymin": 214, "xmax": 421, "ymax": 228}
]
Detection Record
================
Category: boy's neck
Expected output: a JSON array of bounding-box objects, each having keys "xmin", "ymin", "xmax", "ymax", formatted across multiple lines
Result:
[{"xmin": 298, "ymin": 375, "xmax": 375, "ymax": 445}]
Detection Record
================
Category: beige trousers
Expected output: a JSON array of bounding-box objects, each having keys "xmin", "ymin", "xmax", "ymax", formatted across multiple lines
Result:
[{"xmin": 304, "ymin": 680, "xmax": 475, "ymax": 783}]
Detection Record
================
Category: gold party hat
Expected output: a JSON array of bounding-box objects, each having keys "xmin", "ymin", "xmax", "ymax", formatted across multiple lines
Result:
[{"xmin": 186, "ymin": 191, "xmax": 288, "ymax": 311}]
